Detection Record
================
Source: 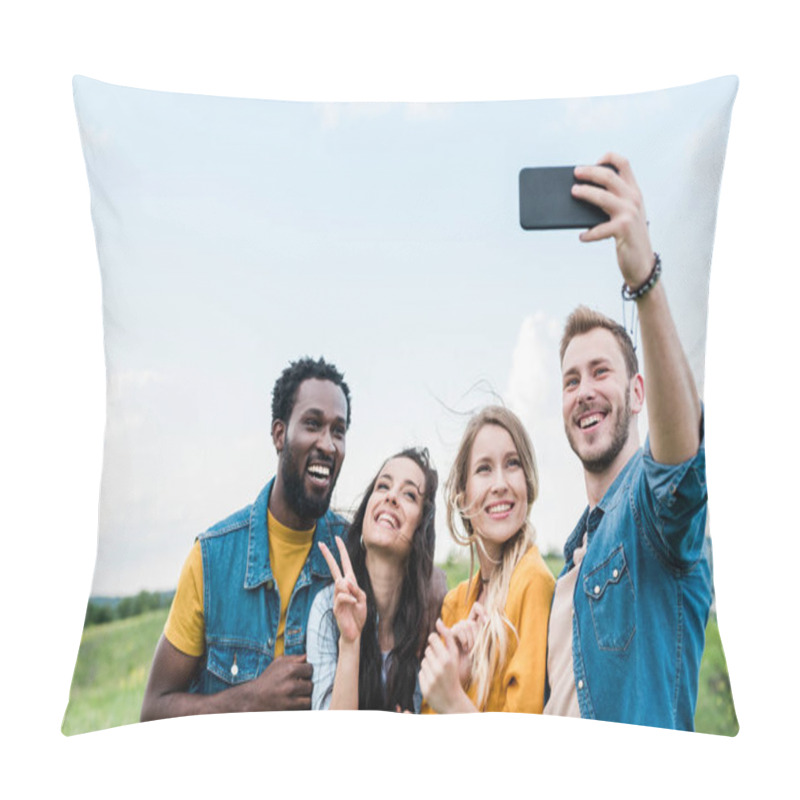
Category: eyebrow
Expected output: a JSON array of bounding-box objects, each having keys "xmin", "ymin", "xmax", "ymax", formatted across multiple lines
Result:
[
  {"xmin": 303, "ymin": 407, "xmax": 347, "ymax": 424},
  {"xmin": 378, "ymin": 473, "xmax": 424, "ymax": 493},
  {"xmin": 473, "ymin": 450, "xmax": 519, "ymax": 463},
  {"xmin": 563, "ymin": 357, "xmax": 612, "ymax": 376}
]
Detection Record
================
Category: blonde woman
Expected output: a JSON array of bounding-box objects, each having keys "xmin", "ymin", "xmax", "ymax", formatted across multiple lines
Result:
[{"xmin": 420, "ymin": 406, "xmax": 555, "ymax": 713}]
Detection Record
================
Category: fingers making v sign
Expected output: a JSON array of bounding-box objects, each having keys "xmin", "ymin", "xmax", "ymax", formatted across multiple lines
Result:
[{"xmin": 318, "ymin": 536, "xmax": 368, "ymax": 645}]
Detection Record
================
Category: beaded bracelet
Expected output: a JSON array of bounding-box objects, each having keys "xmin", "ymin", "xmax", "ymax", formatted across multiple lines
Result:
[{"xmin": 621, "ymin": 253, "xmax": 661, "ymax": 301}]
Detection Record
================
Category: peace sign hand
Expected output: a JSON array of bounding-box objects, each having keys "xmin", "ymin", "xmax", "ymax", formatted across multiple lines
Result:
[{"xmin": 319, "ymin": 536, "xmax": 368, "ymax": 645}]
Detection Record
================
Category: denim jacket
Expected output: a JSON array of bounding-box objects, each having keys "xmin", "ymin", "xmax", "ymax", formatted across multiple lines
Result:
[
  {"xmin": 189, "ymin": 478, "xmax": 346, "ymax": 695},
  {"xmin": 559, "ymin": 432, "xmax": 711, "ymax": 730}
]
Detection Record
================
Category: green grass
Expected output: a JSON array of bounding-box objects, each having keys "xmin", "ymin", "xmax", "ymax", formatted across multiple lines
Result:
[
  {"xmin": 63, "ymin": 558, "xmax": 737, "ymax": 735},
  {"xmin": 441, "ymin": 552, "xmax": 564, "ymax": 587},
  {"xmin": 695, "ymin": 614, "xmax": 739, "ymax": 736},
  {"xmin": 62, "ymin": 608, "xmax": 167, "ymax": 735}
]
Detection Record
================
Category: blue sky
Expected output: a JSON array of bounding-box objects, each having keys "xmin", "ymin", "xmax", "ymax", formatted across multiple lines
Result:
[{"xmin": 75, "ymin": 75, "xmax": 735, "ymax": 594}]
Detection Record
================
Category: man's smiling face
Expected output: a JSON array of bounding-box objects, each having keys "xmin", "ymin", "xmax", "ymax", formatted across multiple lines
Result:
[
  {"xmin": 561, "ymin": 327, "xmax": 641, "ymax": 475},
  {"xmin": 274, "ymin": 378, "xmax": 348, "ymax": 525}
]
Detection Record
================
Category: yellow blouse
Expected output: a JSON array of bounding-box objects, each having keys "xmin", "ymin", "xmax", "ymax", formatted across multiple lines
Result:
[{"xmin": 425, "ymin": 545, "xmax": 555, "ymax": 713}]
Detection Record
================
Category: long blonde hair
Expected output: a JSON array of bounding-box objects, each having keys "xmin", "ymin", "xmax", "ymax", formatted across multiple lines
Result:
[{"xmin": 445, "ymin": 406, "xmax": 539, "ymax": 710}]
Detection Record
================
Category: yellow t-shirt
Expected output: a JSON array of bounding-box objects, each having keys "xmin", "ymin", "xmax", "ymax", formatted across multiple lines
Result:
[
  {"xmin": 422, "ymin": 545, "xmax": 555, "ymax": 713},
  {"xmin": 164, "ymin": 511, "xmax": 315, "ymax": 658}
]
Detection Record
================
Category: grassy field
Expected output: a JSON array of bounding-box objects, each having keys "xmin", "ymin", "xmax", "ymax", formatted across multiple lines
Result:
[
  {"xmin": 62, "ymin": 609, "xmax": 168, "ymax": 735},
  {"xmin": 63, "ymin": 555, "xmax": 738, "ymax": 735}
]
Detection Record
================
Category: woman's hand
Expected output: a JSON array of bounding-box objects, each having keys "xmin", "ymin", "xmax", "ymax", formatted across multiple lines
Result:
[
  {"xmin": 319, "ymin": 537, "xmax": 367, "ymax": 646},
  {"xmin": 449, "ymin": 602, "xmax": 487, "ymax": 688},
  {"xmin": 419, "ymin": 619, "xmax": 478, "ymax": 714}
]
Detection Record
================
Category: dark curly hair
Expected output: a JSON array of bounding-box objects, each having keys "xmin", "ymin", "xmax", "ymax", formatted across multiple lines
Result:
[
  {"xmin": 271, "ymin": 356, "xmax": 351, "ymax": 428},
  {"xmin": 345, "ymin": 446, "xmax": 438, "ymax": 711}
]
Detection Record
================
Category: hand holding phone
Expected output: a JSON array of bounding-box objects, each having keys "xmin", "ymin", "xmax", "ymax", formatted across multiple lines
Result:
[{"xmin": 519, "ymin": 163, "xmax": 618, "ymax": 230}]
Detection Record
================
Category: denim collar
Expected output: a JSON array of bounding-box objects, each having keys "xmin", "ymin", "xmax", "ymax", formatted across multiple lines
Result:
[
  {"xmin": 243, "ymin": 476, "xmax": 339, "ymax": 589},
  {"xmin": 562, "ymin": 449, "xmax": 642, "ymax": 568}
]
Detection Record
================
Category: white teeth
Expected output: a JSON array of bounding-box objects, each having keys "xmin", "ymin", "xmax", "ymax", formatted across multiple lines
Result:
[
  {"xmin": 377, "ymin": 513, "xmax": 398, "ymax": 528},
  {"xmin": 308, "ymin": 464, "xmax": 331, "ymax": 477},
  {"xmin": 579, "ymin": 414, "xmax": 602, "ymax": 429},
  {"xmin": 488, "ymin": 503, "xmax": 511, "ymax": 514}
]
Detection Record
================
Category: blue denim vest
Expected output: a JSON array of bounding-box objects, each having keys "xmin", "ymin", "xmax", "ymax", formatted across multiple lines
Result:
[
  {"xmin": 559, "ymin": 435, "xmax": 712, "ymax": 730},
  {"xmin": 189, "ymin": 478, "xmax": 346, "ymax": 695}
]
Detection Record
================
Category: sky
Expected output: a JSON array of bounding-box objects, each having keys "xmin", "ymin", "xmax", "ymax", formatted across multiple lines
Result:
[
  {"xmin": 3, "ymin": 2, "xmax": 798, "ymax": 797},
  {"xmin": 74, "ymin": 75, "xmax": 734, "ymax": 595}
]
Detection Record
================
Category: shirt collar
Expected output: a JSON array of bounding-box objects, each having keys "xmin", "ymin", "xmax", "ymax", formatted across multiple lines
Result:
[
  {"xmin": 562, "ymin": 449, "xmax": 642, "ymax": 569},
  {"xmin": 596, "ymin": 448, "xmax": 641, "ymax": 514},
  {"xmin": 244, "ymin": 477, "xmax": 345, "ymax": 588}
]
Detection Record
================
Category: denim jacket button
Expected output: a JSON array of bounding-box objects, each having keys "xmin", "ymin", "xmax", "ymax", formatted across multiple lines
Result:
[
  {"xmin": 612, "ymin": 569, "xmax": 619, "ymax": 579},
  {"xmin": 578, "ymin": 680, "xmax": 584, "ymax": 690},
  {"xmin": 268, "ymin": 638, "xmax": 274, "ymax": 648},
  {"xmin": 265, "ymin": 579, "xmax": 275, "ymax": 591},
  {"xmin": 594, "ymin": 585, "xmax": 600, "ymax": 595}
]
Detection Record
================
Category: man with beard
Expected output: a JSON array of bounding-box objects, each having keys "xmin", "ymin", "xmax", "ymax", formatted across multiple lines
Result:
[
  {"xmin": 141, "ymin": 357, "xmax": 351, "ymax": 719},
  {"xmin": 543, "ymin": 154, "xmax": 711, "ymax": 730}
]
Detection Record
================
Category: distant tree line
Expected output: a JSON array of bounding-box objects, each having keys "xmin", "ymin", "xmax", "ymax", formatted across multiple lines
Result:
[{"xmin": 84, "ymin": 590, "xmax": 175, "ymax": 627}]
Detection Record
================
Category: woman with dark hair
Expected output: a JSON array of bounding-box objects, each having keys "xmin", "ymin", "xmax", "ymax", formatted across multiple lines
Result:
[{"xmin": 306, "ymin": 447, "xmax": 438, "ymax": 712}]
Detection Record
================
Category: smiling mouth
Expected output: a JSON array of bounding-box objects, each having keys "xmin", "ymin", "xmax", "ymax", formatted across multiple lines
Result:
[
  {"xmin": 375, "ymin": 511, "xmax": 400, "ymax": 529},
  {"xmin": 486, "ymin": 502, "xmax": 513, "ymax": 517},
  {"xmin": 578, "ymin": 413, "xmax": 605, "ymax": 430},
  {"xmin": 307, "ymin": 462, "xmax": 333, "ymax": 485}
]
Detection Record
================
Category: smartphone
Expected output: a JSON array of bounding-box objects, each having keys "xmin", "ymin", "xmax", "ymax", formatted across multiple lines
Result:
[{"xmin": 519, "ymin": 165, "xmax": 616, "ymax": 230}]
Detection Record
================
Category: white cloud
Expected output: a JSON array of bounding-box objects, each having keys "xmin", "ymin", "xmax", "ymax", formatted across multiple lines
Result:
[{"xmin": 506, "ymin": 311, "xmax": 561, "ymax": 421}]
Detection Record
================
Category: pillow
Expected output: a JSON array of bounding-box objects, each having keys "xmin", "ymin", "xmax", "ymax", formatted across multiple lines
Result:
[{"xmin": 64, "ymin": 75, "xmax": 738, "ymax": 734}]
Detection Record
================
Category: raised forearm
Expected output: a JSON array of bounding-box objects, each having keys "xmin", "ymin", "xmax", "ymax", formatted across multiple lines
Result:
[
  {"xmin": 636, "ymin": 280, "xmax": 702, "ymax": 463},
  {"xmin": 329, "ymin": 639, "xmax": 361, "ymax": 710}
]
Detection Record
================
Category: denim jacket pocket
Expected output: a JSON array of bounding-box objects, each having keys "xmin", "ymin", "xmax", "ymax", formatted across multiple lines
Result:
[
  {"xmin": 582, "ymin": 546, "xmax": 635, "ymax": 652},
  {"xmin": 205, "ymin": 642, "xmax": 268, "ymax": 687}
]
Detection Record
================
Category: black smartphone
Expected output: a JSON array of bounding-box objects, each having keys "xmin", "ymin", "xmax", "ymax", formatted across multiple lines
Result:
[{"xmin": 519, "ymin": 165, "xmax": 616, "ymax": 230}]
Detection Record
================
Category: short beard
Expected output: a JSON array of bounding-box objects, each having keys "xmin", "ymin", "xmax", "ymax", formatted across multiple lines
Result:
[
  {"xmin": 280, "ymin": 442, "xmax": 335, "ymax": 521},
  {"xmin": 570, "ymin": 392, "xmax": 632, "ymax": 475}
]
